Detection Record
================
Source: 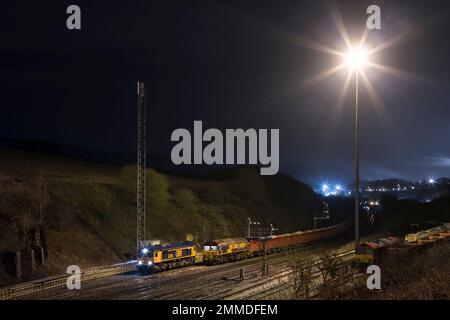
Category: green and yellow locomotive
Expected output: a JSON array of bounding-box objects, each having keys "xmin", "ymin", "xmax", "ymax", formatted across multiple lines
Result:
[{"xmin": 136, "ymin": 241, "xmax": 196, "ymax": 274}]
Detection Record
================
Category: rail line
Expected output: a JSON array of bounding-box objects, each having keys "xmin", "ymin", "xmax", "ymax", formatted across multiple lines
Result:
[
  {"xmin": 2, "ymin": 234, "xmax": 354, "ymax": 300},
  {"xmin": 205, "ymin": 250, "xmax": 355, "ymax": 300}
]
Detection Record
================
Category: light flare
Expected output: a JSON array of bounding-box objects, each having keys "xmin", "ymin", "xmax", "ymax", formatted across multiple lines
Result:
[{"xmin": 344, "ymin": 47, "xmax": 369, "ymax": 71}]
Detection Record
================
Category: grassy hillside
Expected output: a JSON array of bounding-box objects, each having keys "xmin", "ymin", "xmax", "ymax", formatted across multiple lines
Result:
[{"xmin": 0, "ymin": 148, "xmax": 324, "ymax": 285}]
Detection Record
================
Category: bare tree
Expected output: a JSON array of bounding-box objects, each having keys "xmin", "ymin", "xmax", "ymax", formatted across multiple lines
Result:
[
  {"xmin": 286, "ymin": 249, "xmax": 315, "ymax": 299},
  {"xmin": 36, "ymin": 172, "xmax": 50, "ymax": 226},
  {"xmin": 317, "ymin": 251, "xmax": 349, "ymax": 299},
  {"xmin": 0, "ymin": 175, "xmax": 49, "ymax": 245},
  {"xmin": 318, "ymin": 251, "xmax": 344, "ymax": 282}
]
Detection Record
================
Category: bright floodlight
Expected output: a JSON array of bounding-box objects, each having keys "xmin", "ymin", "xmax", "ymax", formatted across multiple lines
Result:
[
  {"xmin": 428, "ymin": 178, "xmax": 436, "ymax": 185},
  {"xmin": 344, "ymin": 47, "xmax": 369, "ymax": 70}
]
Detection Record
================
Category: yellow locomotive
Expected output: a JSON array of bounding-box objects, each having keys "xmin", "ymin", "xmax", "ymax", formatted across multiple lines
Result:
[
  {"xmin": 202, "ymin": 238, "xmax": 250, "ymax": 265},
  {"xmin": 136, "ymin": 241, "xmax": 196, "ymax": 274}
]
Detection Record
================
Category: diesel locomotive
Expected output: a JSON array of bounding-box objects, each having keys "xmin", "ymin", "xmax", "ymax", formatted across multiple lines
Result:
[
  {"xmin": 202, "ymin": 238, "xmax": 250, "ymax": 265},
  {"xmin": 201, "ymin": 219, "xmax": 353, "ymax": 265},
  {"xmin": 353, "ymin": 236, "xmax": 400, "ymax": 268},
  {"xmin": 136, "ymin": 219, "xmax": 352, "ymax": 273},
  {"xmin": 353, "ymin": 223, "xmax": 450, "ymax": 268},
  {"xmin": 136, "ymin": 241, "xmax": 196, "ymax": 274},
  {"xmin": 135, "ymin": 220, "xmax": 449, "ymax": 274}
]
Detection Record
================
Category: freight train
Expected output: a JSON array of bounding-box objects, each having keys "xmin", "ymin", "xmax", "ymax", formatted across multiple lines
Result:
[
  {"xmin": 353, "ymin": 223, "xmax": 450, "ymax": 269},
  {"xmin": 203, "ymin": 219, "xmax": 352, "ymax": 265},
  {"xmin": 137, "ymin": 219, "xmax": 353, "ymax": 273}
]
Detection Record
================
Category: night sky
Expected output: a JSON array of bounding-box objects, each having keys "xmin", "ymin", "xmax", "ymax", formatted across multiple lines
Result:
[{"xmin": 1, "ymin": 0, "xmax": 450, "ymax": 186}]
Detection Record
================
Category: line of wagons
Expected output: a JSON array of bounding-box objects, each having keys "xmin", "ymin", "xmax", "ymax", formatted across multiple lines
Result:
[
  {"xmin": 353, "ymin": 223, "xmax": 450, "ymax": 268},
  {"xmin": 136, "ymin": 219, "xmax": 352, "ymax": 274}
]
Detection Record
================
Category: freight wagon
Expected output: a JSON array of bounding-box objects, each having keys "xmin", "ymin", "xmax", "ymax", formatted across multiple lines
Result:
[
  {"xmin": 248, "ymin": 219, "xmax": 352, "ymax": 255},
  {"xmin": 203, "ymin": 219, "xmax": 353, "ymax": 265},
  {"xmin": 405, "ymin": 225, "xmax": 450, "ymax": 244},
  {"xmin": 404, "ymin": 231, "xmax": 431, "ymax": 243},
  {"xmin": 353, "ymin": 222, "xmax": 450, "ymax": 268}
]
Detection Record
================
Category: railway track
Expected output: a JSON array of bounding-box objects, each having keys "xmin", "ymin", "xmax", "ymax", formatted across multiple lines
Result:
[
  {"xmin": 24, "ymin": 236, "xmax": 354, "ymax": 300},
  {"xmin": 202, "ymin": 250, "xmax": 355, "ymax": 300},
  {"xmin": 69, "ymin": 250, "xmax": 298, "ymax": 300},
  {"xmin": 239, "ymin": 252, "xmax": 357, "ymax": 300}
]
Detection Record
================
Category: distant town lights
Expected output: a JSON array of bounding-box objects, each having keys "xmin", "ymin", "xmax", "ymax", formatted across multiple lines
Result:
[
  {"xmin": 316, "ymin": 176, "xmax": 443, "ymax": 198},
  {"xmin": 319, "ymin": 182, "xmax": 347, "ymax": 197}
]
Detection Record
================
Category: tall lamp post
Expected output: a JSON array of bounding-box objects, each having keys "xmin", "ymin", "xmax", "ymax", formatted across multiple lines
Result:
[{"xmin": 344, "ymin": 47, "xmax": 369, "ymax": 251}]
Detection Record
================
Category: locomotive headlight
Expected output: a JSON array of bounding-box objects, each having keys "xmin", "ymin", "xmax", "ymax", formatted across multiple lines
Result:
[
  {"xmin": 148, "ymin": 261, "xmax": 153, "ymax": 266},
  {"xmin": 142, "ymin": 248, "xmax": 149, "ymax": 254},
  {"xmin": 138, "ymin": 260, "xmax": 143, "ymax": 265}
]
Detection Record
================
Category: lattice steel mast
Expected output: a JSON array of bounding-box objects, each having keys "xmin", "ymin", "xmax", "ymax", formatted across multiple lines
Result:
[{"xmin": 137, "ymin": 81, "xmax": 147, "ymax": 252}]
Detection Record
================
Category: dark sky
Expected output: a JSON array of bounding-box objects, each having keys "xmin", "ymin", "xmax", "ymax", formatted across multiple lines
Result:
[{"xmin": 1, "ymin": 0, "xmax": 450, "ymax": 186}]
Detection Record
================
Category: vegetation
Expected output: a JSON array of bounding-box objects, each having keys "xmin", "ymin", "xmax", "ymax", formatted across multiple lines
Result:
[
  {"xmin": 0, "ymin": 148, "xmax": 322, "ymax": 285},
  {"xmin": 285, "ymin": 250, "xmax": 315, "ymax": 299},
  {"xmin": 337, "ymin": 244, "xmax": 450, "ymax": 300}
]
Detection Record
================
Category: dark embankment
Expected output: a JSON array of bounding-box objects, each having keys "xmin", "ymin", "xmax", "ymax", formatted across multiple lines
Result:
[{"xmin": 0, "ymin": 148, "xmax": 345, "ymax": 286}]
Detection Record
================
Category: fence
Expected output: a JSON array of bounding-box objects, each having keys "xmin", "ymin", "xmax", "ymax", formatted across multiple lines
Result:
[{"xmin": 0, "ymin": 262, "xmax": 135, "ymax": 300}]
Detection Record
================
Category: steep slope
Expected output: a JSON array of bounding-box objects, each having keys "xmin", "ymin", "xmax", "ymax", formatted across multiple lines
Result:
[{"xmin": 0, "ymin": 148, "xmax": 323, "ymax": 285}]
